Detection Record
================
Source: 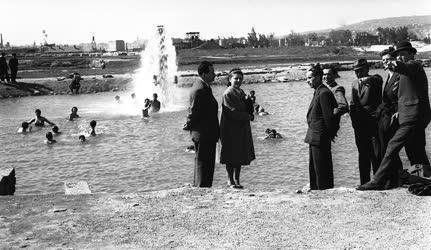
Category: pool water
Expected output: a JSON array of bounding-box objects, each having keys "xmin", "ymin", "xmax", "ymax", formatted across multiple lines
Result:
[{"xmin": 1, "ymin": 69, "xmax": 430, "ymax": 194}]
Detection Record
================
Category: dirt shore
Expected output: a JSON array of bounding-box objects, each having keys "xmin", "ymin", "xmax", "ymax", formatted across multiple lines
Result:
[{"xmin": 0, "ymin": 187, "xmax": 430, "ymax": 249}]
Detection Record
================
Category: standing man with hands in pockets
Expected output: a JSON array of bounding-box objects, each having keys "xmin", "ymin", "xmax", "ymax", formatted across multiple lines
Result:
[{"xmin": 184, "ymin": 61, "xmax": 220, "ymax": 188}]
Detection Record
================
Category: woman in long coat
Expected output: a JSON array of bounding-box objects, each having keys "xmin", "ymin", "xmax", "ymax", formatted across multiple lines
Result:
[{"xmin": 220, "ymin": 68, "xmax": 255, "ymax": 188}]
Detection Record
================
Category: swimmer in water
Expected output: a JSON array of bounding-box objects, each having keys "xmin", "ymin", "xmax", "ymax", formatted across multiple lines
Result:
[
  {"xmin": 52, "ymin": 126, "xmax": 61, "ymax": 135},
  {"xmin": 114, "ymin": 95, "xmax": 121, "ymax": 103},
  {"xmin": 79, "ymin": 135, "xmax": 86, "ymax": 142},
  {"xmin": 28, "ymin": 109, "xmax": 55, "ymax": 127},
  {"xmin": 90, "ymin": 120, "xmax": 97, "ymax": 136},
  {"xmin": 150, "ymin": 93, "xmax": 161, "ymax": 112},
  {"xmin": 264, "ymin": 129, "xmax": 283, "ymax": 139},
  {"xmin": 69, "ymin": 106, "xmax": 80, "ymax": 121},
  {"xmin": 44, "ymin": 132, "xmax": 57, "ymax": 144},
  {"xmin": 258, "ymin": 107, "xmax": 270, "ymax": 116},
  {"xmin": 17, "ymin": 121, "xmax": 32, "ymax": 133}
]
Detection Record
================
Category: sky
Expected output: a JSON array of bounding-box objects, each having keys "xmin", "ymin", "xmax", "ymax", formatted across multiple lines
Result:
[{"xmin": 2, "ymin": 0, "xmax": 431, "ymax": 46}]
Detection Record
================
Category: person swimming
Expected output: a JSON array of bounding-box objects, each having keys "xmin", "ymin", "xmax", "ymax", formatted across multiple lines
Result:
[
  {"xmin": 79, "ymin": 135, "xmax": 86, "ymax": 142},
  {"xmin": 114, "ymin": 95, "xmax": 121, "ymax": 103},
  {"xmin": 264, "ymin": 128, "xmax": 283, "ymax": 139},
  {"xmin": 69, "ymin": 107, "xmax": 80, "ymax": 121},
  {"xmin": 90, "ymin": 120, "xmax": 97, "ymax": 136},
  {"xmin": 28, "ymin": 109, "xmax": 55, "ymax": 127},
  {"xmin": 52, "ymin": 126, "xmax": 61, "ymax": 135},
  {"xmin": 258, "ymin": 107, "xmax": 270, "ymax": 116},
  {"xmin": 17, "ymin": 121, "xmax": 32, "ymax": 133},
  {"xmin": 150, "ymin": 93, "xmax": 161, "ymax": 112},
  {"xmin": 44, "ymin": 132, "xmax": 57, "ymax": 144}
]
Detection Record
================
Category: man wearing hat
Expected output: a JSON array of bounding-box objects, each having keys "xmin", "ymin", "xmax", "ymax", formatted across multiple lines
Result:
[
  {"xmin": 358, "ymin": 41, "xmax": 431, "ymax": 190},
  {"xmin": 350, "ymin": 58, "xmax": 382, "ymax": 185}
]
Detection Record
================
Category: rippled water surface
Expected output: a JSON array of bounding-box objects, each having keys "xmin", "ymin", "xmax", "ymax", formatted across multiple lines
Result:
[{"xmin": 1, "ymin": 69, "xmax": 430, "ymax": 194}]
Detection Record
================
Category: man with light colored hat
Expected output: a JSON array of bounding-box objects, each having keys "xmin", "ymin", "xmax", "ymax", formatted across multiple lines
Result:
[
  {"xmin": 358, "ymin": 41, "xmax": 431, "ymax": 190},
  {"xmin": 350, "ymin": 58, "xmax": 382, "ymax": 185}
]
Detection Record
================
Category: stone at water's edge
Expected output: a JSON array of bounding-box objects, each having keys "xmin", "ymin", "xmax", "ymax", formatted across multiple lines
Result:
[
  {"xmin": 0, "ymin": 168, "xmax": 15, "ymax": 195},
  {"xmin": 64, "ymin": 181, "xmax": 91, "ymax": 195}
]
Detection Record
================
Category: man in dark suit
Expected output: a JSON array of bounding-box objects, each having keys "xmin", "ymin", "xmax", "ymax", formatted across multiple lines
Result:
[
  {"xmin": 0, "ymin": 52, "xmax": 9, "ymax": 83},
  {"xmin": 304, "ymin": 64, "xmax": 339, "ymax": 190},
  {"xmin": 350, "ymin": 59, "xmax": 382, "ymax": 185},
  {"xmin": 185, "ymin": 61, "xmax": 220, "ymax": 187},
  {"xmin": 8, "ymin": 53, "xmax": 18, "ymax": 83},
  {"xmin": 358, "ymin": 41, "xmax": 431, "ymax": 190},
  {"xmin": 375, "ymin": 47, "xmax": 403, "ymax": 188}
]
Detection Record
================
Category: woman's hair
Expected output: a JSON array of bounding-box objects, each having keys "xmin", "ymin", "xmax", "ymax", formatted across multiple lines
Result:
[{"xmin": 308, "ymin": 64, "xmax": 323, "ymax": 78}]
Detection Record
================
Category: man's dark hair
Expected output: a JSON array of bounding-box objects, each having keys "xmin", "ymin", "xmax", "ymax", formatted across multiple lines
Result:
[
  {"xmin": 308, "ymin": 63, "xmax": 323, "ymax": 78},
  {"xmin": 198, "ymin": 61, "xmax": 213, "ymax": 76}
]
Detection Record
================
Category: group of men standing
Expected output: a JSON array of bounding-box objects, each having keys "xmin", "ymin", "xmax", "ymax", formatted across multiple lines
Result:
[
  {"xmin": 0, "ymin": 52, "xmax": 18, "ymax": 83},
  {"xmin": 305, "ymin": 41, "xmax": 431, "ymax": 191}
]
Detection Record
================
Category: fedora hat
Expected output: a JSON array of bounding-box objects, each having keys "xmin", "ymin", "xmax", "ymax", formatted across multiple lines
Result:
[
  {"xmin": 392, "ymin": 41, "xmax": 417, "ymax": 55},
  {"xmin": 352, "ymin": 58, "xmax": 369, "ymax": 71}
]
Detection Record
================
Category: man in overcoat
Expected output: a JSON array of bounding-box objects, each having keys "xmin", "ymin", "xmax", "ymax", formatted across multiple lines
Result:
[
  {"xmin": 350, "ymin": 59, "xmax": 382, "ymax": 185},
  {"xmin": 185, "ymin": 61, "xmax": 220, "ymax": 187}
]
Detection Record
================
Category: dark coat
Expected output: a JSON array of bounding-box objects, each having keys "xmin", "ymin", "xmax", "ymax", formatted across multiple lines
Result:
[
  {"xmin": 350, "ymin": 74, "xmax": 383, "ymax": 118},
  {"xmin": 188, "ymin": 81, "xmax": 220, "ymax": 143},
  {"xmin": 394, "ymin": 60, "xmax": 431, "ymax": 126},
  {"xmin": 304, "ymin": 84, "xmax": 339, "ymax": 146},
  {"xmin": 377, "ymin": 72, "xmax": 400, "ymax": 131},
  {"xmin": 220, "ymin": 86, "xmax": 255, "ymax": 165},
  {"xmin": 0, "ymin": 57, "xmax": 7, "ymax": 71},
  {"xmin": 8, "ymin": 58, "xmax": 18, "ymax": 70}
]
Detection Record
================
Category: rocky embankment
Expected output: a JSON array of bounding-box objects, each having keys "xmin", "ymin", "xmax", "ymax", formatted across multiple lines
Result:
[{"xmin": 0, "ymin": 187, "xmax": 430, "ymax": 249}]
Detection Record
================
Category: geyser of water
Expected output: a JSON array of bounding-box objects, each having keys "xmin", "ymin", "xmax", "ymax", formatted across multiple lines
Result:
[{"xmin": 132, "ymin": 25, "xmax": 180, "ymax": 111}]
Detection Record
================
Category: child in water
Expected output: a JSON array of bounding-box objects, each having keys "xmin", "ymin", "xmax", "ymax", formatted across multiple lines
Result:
[
  {"xmin": 17, "ymin": 122, "xmax": 32, "ymax": 133},
  {"xmin": 69, "ymin": 107, "xmax": 80, "ymax": 121},
  {"xmin": 90, "ymin": 120, "xmax": 97, "ymax": 136},
  {"xmin": 52, "ymin": 126, "xmax": 61, "ymax": 135},
  {"xmin": 44, "ymin": 132, "xmax": 57, "ymax": 144},
  {"xmin": 264, "ymin": 128, "xmax": 283, "ymax": 139},
  {"xmin": 142, "ymin": 98, "xmax": 151, "ymax": 118},
  {"xmin": 114, "ymin": 95, "xmax": 121, "ymax": 103},
  {"xmin": 28, "ymin": 109, "xmax": 55, "ymax": 127},
  {"xmin": 79, "ymin": 135, "xmax": 86, "ymax": 142},
  {"xmin": 258, "ymin": 107, "xmax": 270, "ymax": 116}
]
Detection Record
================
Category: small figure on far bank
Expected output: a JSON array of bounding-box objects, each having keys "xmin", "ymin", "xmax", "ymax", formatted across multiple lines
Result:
[
  {"xmin": 90, "ymin": 120, "xmax": 97, "ymax": 136},
  {"xmin": 28, "ymin": 109, "xmax": 55, "ymax": 127},
  {"xmin": 17, "ymin": 122, "xmax": 32, "ymax": 133},
  {"xmin": 142, "ymin": 98, "xmax": 151, "ymax": 118},
  {"xmin": 220, "ymin": 68, "xmax": 255, "ymax": 189},
  {"xmin": 323, "ymin": 67, "xmax": 349, "ymax": 117},
  {"xmin": 45, "ymin": 132, "xmax": 57, "ymax": 144},
  {"xmin": 69, "ymin": 73, "xmax": 81, "ymax": 94},
  {"xmin": 69, "ymin": 106, "xmax": 80, "ymax": 121},
  {"xmin": 150, "ymin": 93, "xmax": 161, "ymax": 112},
  {"xmin": 0, "ymin": 52, "xmax": 9, "ymax": 83},
  {"xmin": 8, "ymin": 53, "xmax": 18, "ymax": 83}
]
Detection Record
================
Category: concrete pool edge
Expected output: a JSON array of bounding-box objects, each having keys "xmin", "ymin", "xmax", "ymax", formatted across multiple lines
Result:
[{"xmin": 1, "ymin": 186, "xmax": 430, "ymax": 248}]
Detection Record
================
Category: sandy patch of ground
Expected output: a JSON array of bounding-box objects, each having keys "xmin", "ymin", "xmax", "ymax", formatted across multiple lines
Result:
[{"xmin": 0, "ymin": 187, "xmax": 430, "ymax": 249}]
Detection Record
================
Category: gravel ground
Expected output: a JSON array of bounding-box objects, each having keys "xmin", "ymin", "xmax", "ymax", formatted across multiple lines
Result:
[{"xmin": 0, "ymin": 187, "xmax": 430, "ymax": 249}]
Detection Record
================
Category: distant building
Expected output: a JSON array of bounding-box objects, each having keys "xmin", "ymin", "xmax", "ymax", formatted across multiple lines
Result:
[{"xmin": 108, "ymin": 40, "xmax": 126, "ymax": 52}]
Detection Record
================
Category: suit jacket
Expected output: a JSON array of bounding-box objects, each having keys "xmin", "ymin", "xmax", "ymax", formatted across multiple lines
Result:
[
  {"xmin": 304, "ymin": 84, "xmax": 339, "ymax": 146},
  {"xmin": 394, "ymin": 60, "xmax": 431, "ymax": 126},
  {"xmin": 188, "ymin": 80, "xmax": 220, "ymax": 143},
  {"xmin": 377, "ymin": 72, "xmax": 400, "ymax": 132},
  {"xmin": 350, "ymin": 74, "xmax": 383, "ymax": 118}
]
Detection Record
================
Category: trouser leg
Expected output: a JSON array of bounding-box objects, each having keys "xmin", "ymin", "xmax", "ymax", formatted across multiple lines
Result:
[
  {"xmin": 309, "ymin": 145, "xmax": 317, "ymax": 190},
  {"xmin": 354, "ymin": 128, "xmax": 372, "ymax": 184},
  {"xmin": 405, "ymin": 126, "xmax": 430, "ymax": 166},
  {"xmin": 373, "ymin": 123, "xmax": 415, "ymax": 185},
  {"xmin": 310, "ymin": 142, "xmax": 334, "ymax": 190},
  {"xmin": 226, "ymin": 164, "xmax": 235, "ymax": 185},
  {"xmin": 193, "ymin": 140, "xmax": 216, "ymax": 187}
]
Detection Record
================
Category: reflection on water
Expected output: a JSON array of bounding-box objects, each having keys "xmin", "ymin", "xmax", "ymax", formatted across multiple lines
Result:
[{"xmin": 0, "ymin": 69, "xmax": 430, "ymax": 194}]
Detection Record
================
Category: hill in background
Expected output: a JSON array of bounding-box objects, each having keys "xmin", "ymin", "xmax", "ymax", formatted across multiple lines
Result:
[{"xmin": 305, "ymin": 15, "xmax": 431, "ymax": 38}]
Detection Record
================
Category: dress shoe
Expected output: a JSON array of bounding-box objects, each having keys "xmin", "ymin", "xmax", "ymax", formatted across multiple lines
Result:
[{"xmin": 356, "ymin": 181, "xmax": 382, "ymax": 191}]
